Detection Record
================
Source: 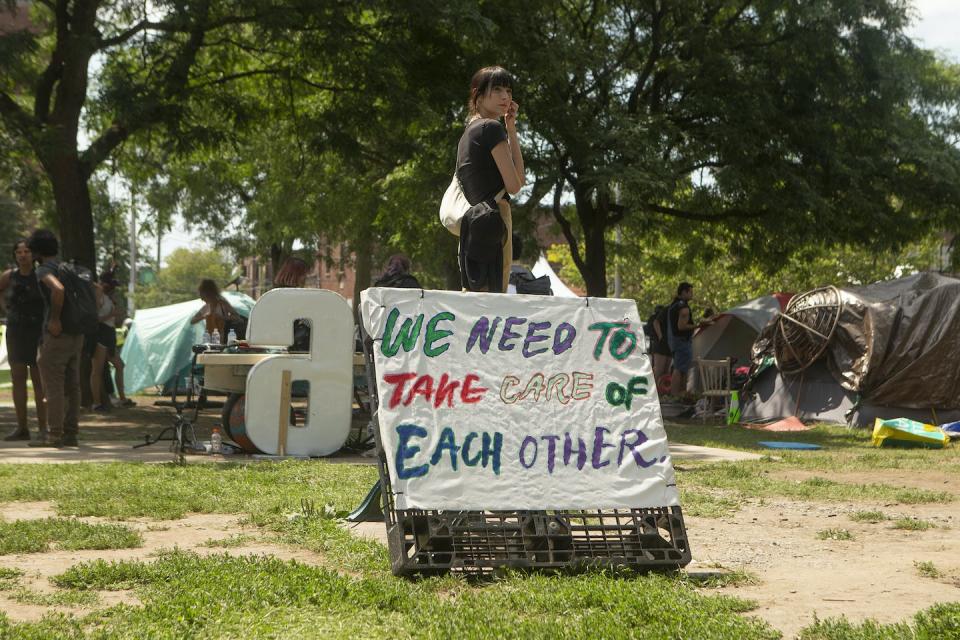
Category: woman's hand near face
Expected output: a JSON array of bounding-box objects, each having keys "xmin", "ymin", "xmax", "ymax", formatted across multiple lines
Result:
[{"xmin": 504, "ymin": 101, "xmax": 519, "ymax": 130}]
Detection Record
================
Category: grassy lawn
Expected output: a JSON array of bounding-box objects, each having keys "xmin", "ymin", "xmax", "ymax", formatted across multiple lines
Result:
[
  {"xmin": 0, "ymin": 424, "xmax": 957, "ymax": 638},
  {"xmin": 0, "ymin": 518, "xmax": 141, "ymax": 555},
  {"xmin": 664, "ymin": 422, "xmax": 960, "ymax": 475},
  {"xmin": 666, "ymin": 423, "xmax": 957, "ymax": 518}
]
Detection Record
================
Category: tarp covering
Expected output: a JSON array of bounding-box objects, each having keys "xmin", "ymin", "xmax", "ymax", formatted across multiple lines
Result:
[
  {"xmin": 121, "ymin": 292, "xmax": 254, "ymax": 393},
  {"xmin": 746, "ymin": 272, "xmax": 960, "ymax": 425},
  {"xmin": 755, "ymin": 272, "xmax": 960, "ymax": 410},
  {"xmin": 834, "ymin": 273, "xmax": 960, "ymax": 407},
  {"xmin": 693, "ymin": 293, "xmax": 791, "ymax": 367}
]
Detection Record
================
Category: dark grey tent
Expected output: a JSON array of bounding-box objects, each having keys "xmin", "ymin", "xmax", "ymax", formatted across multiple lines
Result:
[{"xmin": 742, "ymin": 272, "xmax": 960, "ymax": 427}]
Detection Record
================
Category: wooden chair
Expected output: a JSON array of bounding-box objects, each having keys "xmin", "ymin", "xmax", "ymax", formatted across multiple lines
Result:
[{"xmin": 697, "ymin": 358, "xmax": 732, "ymax": 421}]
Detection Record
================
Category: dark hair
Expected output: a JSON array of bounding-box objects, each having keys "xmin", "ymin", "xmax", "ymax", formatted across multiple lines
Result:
[
  {"xmin": 274, "ymin": 257, "xmax": 309, "ymax": 288},
  {"xmin": 382, "ymin": 254, "xmax": 412, "ymax": 278},
  {"xmin": 468, "ymin": 66, "xmax": 515, "ymax": 117},
  {"xmin": 198, "ymin": 278, "xmax": 221, "ymax": 300},
  {"xmin": 677, "ymin": 282, "xmax": 693, "ymax": 296},
  {"xmin": 511, "ymin": 232, "xmax": 523, "ymax": 261},
  {"xmin": 27, "ymin": 229, "xmax": 58, "ymax": 258},
  {"xmin": 12, "ymin": 238, "xmax": 29, "ymax": 260}
]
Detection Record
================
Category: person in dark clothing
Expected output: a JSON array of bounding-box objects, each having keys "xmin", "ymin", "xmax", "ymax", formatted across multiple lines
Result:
[
  {"xmin": 456, "ymin": 66, "xmax": 525, "ymax": 293},
  {"xmin": 374, "ymin": 255, "xmax": 421, "ymax": 289},
  {"xmin": 0, "ymin": 239, "xmax": 47, "ymax": 441},
  {"xmin": 648, "ymin": 304, "xmax": 673, "ymax": 390},
  {"xmin": 28, "ymin": 229, "xmax": 83, "ymax": 448},
  {"xmin": 90, "ymin": 274, "xmax": 131, "ymax": 411},
  {"xmin": 667, "ymin": 282, "xmax": 696, "ymax": 397}
]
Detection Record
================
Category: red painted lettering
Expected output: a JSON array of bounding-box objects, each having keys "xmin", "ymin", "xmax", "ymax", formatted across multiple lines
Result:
[
  {"xmin": 460, "ymin": 374, "xmax": 488, "ymax": 404},
  {"xmin": 383, "ymin": 372, "xmax": 418, "ymax": 409},
  {"xmin": 434, "ymin": 373, "xmax": 461, "ymax": 408}
]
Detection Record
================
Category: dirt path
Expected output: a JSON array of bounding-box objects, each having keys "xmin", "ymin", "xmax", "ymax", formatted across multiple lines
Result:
[
  {"xmin": 0, "ymin": 503, "xmax": 325, "ymax": 623},
  {"xmin": 2, "ymin": 494, "xmax": 958, "ymax": 637},
  {"xmin": 688, "ymin": 494, "xmax": 960, "ymax": 638}
]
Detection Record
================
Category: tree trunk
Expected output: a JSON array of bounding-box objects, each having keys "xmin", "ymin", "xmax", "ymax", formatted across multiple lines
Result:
[
  {"xmin": 351, "ymin": 234, "xmax": 373, "ymax": 325},
  {"xmin": 269, "ymin": 243, "xmax": 283, "ymax": 275},
  {"xmin": 574, "ymin": 189, "xmax": 609, "ymax": 298},
  {"xmin": 581, "ymin": 224, "xmax": 608, "ymax": 297},
  {"xmin": 47, "ymin": 152, "xmax": 96, "ymax": 271}
]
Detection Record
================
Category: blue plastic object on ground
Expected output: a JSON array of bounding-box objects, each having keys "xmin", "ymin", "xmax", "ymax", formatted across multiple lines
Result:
[
  {"xmin": 942, "ymin": 421, "xmax": 960, "ymax": 440},
  {"xmin": 757, "ymin": 441, "xmax": 822, "ymax": 450}
]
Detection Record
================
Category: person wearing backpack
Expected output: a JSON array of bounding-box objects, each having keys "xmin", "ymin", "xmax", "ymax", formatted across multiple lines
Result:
[{"xmin": 27, "ymin": 229, "xmax": 92, "ymax": 448}]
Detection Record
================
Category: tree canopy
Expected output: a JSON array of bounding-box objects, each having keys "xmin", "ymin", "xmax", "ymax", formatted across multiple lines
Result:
[
  {"xmin": 1, "ymin": 0, "xmax": 959, "ymax": 301},
  {"xmin": 135, "ymin": 247, "xmax": 236, "ymax": 309}
]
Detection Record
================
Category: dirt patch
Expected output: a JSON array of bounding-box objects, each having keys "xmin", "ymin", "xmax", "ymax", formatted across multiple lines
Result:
[
  {"xmin": 3, "ymin": 497, "xmax": 959, "ymax": 637},
  {"xmin": 687, "ymin": 496, "xmax": 960, "ymax": 638},
  {"xmin": 345, "ymin": 496, "xmax": 959, "ymax": 639},
  {"xmin": 0, "ymin": 501, "xmax": 58, "ymax": 521},
  {"xmin": 0, "ymin": 502, "xmax": 325, "ymax": 623},
  {"xmin": 774, "ymin": 468, "xmax": 960, "ymax": 497}
]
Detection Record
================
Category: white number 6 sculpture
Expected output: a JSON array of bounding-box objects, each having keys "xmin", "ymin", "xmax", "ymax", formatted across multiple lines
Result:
[{"xmin": 244, "ymin": 288, "xmax": 354, "ymax": 456}]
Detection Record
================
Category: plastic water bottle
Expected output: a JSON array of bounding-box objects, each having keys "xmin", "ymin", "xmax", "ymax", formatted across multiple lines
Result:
[
  {"xmin": 210, "ymin": 427, "xmax": 222, "ymax": 454},
  {"xmin": 201, "ymin": 330, "xmax": 211, "ymax": 345},
  {"xmin": 211, "ymin": 328, "xmax": 221, "ymax": 345},
  {"xmin": 227, "ymin": 328, "xmax": 237, "ymax": 345}
]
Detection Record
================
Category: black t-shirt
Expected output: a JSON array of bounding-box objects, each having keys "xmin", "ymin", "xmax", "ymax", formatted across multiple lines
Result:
[
  {"xmin": 5, "ymin": 269, "xmax": 45, "ymax": 327},
  {"xmin": 456, "ymin": 118, "xmax": 508, "ymax": 205},
  {"xmin": 668, "ymin": 299, "xmax": 694, "ymax": 340}
]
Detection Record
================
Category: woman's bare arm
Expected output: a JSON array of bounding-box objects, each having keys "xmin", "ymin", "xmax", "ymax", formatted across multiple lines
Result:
[
  {"xmin": 491, "ymin": 141, "xmax": 524, "ymax": 194},
  {"xmin": 0, "ymin": 269, "xmax": 10, "ymax": 313}
]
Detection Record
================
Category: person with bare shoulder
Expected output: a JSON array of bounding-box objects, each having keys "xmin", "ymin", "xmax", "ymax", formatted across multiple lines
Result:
[
  {"xmin": 190, "ymin": 279, "xmax": 242, "ymax": 343},
  {"xmin": 0, "ymin": 239, "xmax": 47, "ymax": 441},
  {"xmin": 456, "ymin": 66, "xmax": 526, "ymax": 293}
]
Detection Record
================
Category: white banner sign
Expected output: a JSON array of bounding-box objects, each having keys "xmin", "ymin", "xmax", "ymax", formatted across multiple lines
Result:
[{"xmin": 361, "ymin": 289, "xmax": 680, "ymax": 511}]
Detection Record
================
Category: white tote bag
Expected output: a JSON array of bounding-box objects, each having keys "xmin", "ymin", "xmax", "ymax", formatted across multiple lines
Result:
[{"xmin": 439, "ymin": 173, "xmax": 471, "ymax": 236}]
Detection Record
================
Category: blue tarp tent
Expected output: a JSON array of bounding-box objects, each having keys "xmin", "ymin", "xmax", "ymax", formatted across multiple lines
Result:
[{"xmin": 121, "ymin": 292, "xmax": 255, "ymax": 393}]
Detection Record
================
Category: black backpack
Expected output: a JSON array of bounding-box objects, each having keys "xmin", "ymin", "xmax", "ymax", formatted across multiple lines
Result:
[
  {"xmin": 56, "ymin": 262, "xmax": 99, "ymax": 335},
  {"xmin": 509, "ymin": 269, "xmax": 553, "ymax": 296}
]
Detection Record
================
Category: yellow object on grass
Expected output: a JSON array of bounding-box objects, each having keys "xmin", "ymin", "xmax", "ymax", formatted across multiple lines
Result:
[
  {"xmin": 872, "ymin": 418, "xmax": 949, "ymax": 449},
  {"xmin": 726, "ymin": 391, "xmax": 741, "ymax": 425}
]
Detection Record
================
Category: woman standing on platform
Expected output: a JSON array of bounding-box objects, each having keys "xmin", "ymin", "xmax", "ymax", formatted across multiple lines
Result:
[
  {"xmin": 0, "ymin": 239, "xmax": 47, "ymax": 440},
  {"xmin": 456, "ymin": 66, "xmax": 526, "ymax": 292}
]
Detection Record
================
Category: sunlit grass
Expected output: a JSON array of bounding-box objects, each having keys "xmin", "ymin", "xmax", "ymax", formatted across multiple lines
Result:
[{"xmin": 0, "ymin": 518, "xmax": 142, "ymax": 555}]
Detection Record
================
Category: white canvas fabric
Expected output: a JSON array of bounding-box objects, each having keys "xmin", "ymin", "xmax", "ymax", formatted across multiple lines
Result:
[{"xmin": 361, "ymin": 287, "xmax": 680, "ymax": 511}]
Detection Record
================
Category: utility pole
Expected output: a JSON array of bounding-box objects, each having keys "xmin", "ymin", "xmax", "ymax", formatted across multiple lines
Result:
[
  {"xmin": 613, "ymin": 226, "xmax": 622, "ymax": 298},
  {"xmin": 128, "ymin": 189, "xmax": 137, "ymax": 316}
]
